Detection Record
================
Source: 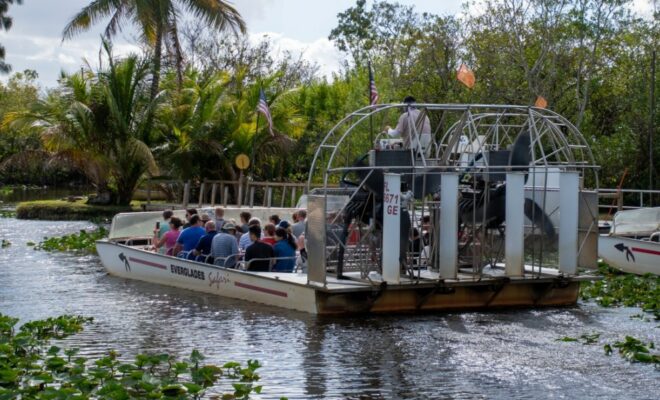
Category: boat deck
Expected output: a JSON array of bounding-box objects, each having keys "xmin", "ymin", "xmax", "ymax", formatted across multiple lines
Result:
[{"xmin": 258, "ymin": 264, "xmax": 595, "ymax": 294}]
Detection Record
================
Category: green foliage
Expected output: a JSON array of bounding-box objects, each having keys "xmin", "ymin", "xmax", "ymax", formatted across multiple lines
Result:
[
  {"xmin": 556, "ymin": 333, "xmax": 600, "ymax": 345},
  {"xmin": 606, "ymin": 336, "xmax": 659, "ymax": 364},
  {"xmin": 0, "ymin": 314, "xmax": 266, "ymax": 399},
  {"xmin": 557, "ymin": 330, "xmax": 658, "ymax": 365},
  {"xmin": 2, "ymin": 0, "xmax": 659, "ymax": 201},
  {"xmin": 580, "ymin": 263, "xmax": 660, "ymax": 320},
  {"xmin": 34, "ymin": 227, "xmax": 108, "ymax": 253},
  {"xmin": 15, "ymin": 200, "xmax": 133, "ymax": 220},
  {"xmin": 0, "ymin": 209, "xmax": 16, "ymax": 218}
]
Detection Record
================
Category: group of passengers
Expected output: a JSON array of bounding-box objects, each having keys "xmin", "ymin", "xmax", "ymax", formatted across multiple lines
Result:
[{"xmin": 152, "ymin": 208, "xmax": 307, "ymax": 273}]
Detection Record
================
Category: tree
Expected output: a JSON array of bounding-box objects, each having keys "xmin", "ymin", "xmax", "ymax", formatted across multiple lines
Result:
[
  {"xmin": 5, "ymin": 44, "xmax": 158, "ymax": 205},
  {"xmin": 0, "ymin": 0, "xmax": 22, "ymax": 73},
  {"xmin": 62, "ymin": 0, "xmax": 246, "ymax": 101}
]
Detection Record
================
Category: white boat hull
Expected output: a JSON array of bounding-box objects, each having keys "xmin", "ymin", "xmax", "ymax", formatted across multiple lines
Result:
[
  {"xmin": 97, "ymin": 240, "xmax": 588, "ymax": 315},
  {"xmin": 599, "ymin": 235, "xmax": 660, "ymax": 276},
  {"xmin": 96, "ymin": 241, "xmax": 319, "ymax": 313}
]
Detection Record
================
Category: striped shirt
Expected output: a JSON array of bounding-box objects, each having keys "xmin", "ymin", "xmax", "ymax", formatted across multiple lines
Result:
[{"xmin": 211, "ymin": 232, "xmax": 239, "ymax": 268}]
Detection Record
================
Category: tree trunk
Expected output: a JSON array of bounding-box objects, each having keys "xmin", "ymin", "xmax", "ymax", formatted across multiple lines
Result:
[{"xmin": 150, "ymin": 25, "xmax": 163, "ymax": 102}]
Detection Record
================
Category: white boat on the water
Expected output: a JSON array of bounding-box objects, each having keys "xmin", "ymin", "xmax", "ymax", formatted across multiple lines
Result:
[
  {"xmin": 96, "ymin": 104, "xmax": 601, "ymax": 314},
  {"xmin": 599, "ymin": 207, "xmax": 660, "ymax": 276}
]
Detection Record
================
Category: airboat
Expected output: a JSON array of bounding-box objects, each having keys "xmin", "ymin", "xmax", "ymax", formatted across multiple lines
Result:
[
  {"xmin": 97, "ymin": 103, "xmax": 600, "ymax": 314},
  {"xmin": 599, "ymin": 207, "xmax": 660, "ymax": 275}
]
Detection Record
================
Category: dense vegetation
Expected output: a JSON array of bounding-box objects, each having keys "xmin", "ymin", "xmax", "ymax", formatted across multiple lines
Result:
[
  {"xmin": 580, "ymin": 262, "xmax": 659, "ymax": 320},
  {"xmin": 0, "ymin": 314, "xmax": 267, "ymax": 399},
  {"xmin": 0, "ymin": 0, "xmax": 658, "ymax": 204}
]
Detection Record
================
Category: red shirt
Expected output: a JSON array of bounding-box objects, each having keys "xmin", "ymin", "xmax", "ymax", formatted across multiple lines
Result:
[{"xmin": 262, "ymin": 237, "xmax": 276, "ymax": 246}]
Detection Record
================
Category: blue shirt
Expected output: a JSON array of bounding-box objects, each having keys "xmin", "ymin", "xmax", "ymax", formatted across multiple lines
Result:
[
  {"xmin": 238, "ymin": 232, "xmax": 254, "ymax": 251},
  {"xmin": 195, "ymin": 230, "xmax": 218, "ymax": 255},
  {"xmin": 177, "ymin": 226, "xmax": 205, "ymax": 251},
  {"xmin": 273, "ymin": 240, "xmax": 295, "ymax": 272}
]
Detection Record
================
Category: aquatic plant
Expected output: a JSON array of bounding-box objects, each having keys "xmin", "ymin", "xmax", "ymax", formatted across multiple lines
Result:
[
  {"xmin": 0, "ymin": 314, "xmax": 268, "ymax": 399},
  {"xmin": 556, "ymin": 332, "xmax": 658, "ymax": 366},
  {"xmin": 556, "ymin": 333, "xmax": 600, "ymax": 345},
  {"xmin": 1, "ymin": 239, "xmax": 10, "ymax": 248},
  {"xmin": 580, "ymin": 262, "xmax": 659, "ymax": 320},
  {"xmin": 604, "ymin": 336, "xmax": 659, "ymax": 364},
  {"xmin": 0, "ymin": 210, "xmax": 16, "ymax": 218},
  {"xmin": 34, "ymin": 227, "xmax": 108, "ymax": 253}
]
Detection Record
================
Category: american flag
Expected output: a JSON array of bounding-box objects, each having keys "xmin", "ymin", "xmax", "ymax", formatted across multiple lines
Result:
[
  {"xmin": 257, "ymin": 88, "xmax": 274, "ymax": 136},
  {"xmin": 368, "ymin": 61, "xmax": 379, "ymax": 105}
]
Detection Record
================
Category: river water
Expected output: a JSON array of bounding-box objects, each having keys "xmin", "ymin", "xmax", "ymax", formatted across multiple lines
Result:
[{"xmin": 0, "ymin": 216, "xmax": 657, "ymax": 399}]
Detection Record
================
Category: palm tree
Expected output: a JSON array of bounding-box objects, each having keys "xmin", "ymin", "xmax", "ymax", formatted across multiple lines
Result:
[
  {"xmin": 62, "ymin": 0, "xmax": 245, "ymax": 100},
  {"xmin": 5, "ymin": 44, "xmax": 158, "ymax": 205},
  {"xmin": 156, "ymin": 68, "xmax": 230, "ymax": 181}
]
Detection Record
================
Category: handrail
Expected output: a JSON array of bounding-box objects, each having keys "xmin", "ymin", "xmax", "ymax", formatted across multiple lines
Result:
[{"xmin": 239, "ymin": 256, "xmax": 298, "ymax": 272}]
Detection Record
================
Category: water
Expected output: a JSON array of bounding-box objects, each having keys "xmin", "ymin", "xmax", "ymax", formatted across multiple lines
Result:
[{"xmin": 0, "ymin": 217, "xmax": 658, "ymax": 399}]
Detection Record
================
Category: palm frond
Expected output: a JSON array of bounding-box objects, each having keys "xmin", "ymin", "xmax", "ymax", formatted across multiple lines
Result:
[{"xmin": 62, "ymin": 0, "xmax": 124, "ymax": 40}]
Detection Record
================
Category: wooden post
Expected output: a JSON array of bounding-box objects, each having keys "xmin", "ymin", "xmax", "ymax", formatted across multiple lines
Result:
[
  {"xmin": 210, "ymin": 183, "xmax": 217, "ymax": 207},
  {"xmin": 291, "ymin": 187, "xmax": 297, "ymax": 208},
  {"xmin": 182, "ymin": 180, "xmax": 190, "ymax": 208},
  {"xmin": 266, "ymin": 186, "xmax": 272, "ymax": 207},
  {"xmin": 146, "ymin": 181, "xmax": 152, "ymax": 205},
  {"xmin": 237, "ymin": 171, "xmax": 243, "ymax": 207},
  {"xmin": 281, "ymin": 186, "xmax": 286, "ymax": 207},
  {"xmin": 250, "ymin": 186, "xmax": 255, "ymax": 207},
  {"xmin": 617, "ymin": 189, "xmax": 623, "ymax": 212},
  {"xmin": 198, "ymin": 181, "xmax": 206, "ymax": 208},
  {"xmin": 223, "ymin": 185, "xmax": 229, "ymax": 207}
]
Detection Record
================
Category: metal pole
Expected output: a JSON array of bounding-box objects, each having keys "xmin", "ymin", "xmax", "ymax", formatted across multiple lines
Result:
[{"xmin": 252, "ymin": 113, "xmax": 260, "ymax": 174}]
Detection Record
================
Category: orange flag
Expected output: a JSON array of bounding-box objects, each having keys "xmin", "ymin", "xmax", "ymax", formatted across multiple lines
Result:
[
  {"xmin": 534, "ymin": 96, "xmax": 548, "ymax": 108},
  {"xmin": 457, "ymin": 63, "xmax": 475, "ymax": 89}
]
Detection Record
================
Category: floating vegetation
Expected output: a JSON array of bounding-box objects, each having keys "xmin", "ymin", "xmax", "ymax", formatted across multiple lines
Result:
[
  {"xmin": 34, "ymin": 227, "xmax": 109, "ymax": 253},
  {"xmin": 0, "ymin": 314, "xmax": 267, "ymax": 399},
  {"xmin": 556, "ymin": 333, "xmax": 601, "ymax": 345},
  {"xmin": 604, "ymin": 336, "xmax": 659, "ymax": 364},
  {"xmin": 557, "ymin": 332, "xmax": 658, "ymax": 366},
  {"xmin": 1, "ymin": 239, "xmax": 11, "ymax": 248},
  {"xmin": 0, "ymin": 209, "xmax": 16, "ymax": 218},
  {"xmin": 580, "ymin": 262, "xmax": 659, "ymax": 320}
]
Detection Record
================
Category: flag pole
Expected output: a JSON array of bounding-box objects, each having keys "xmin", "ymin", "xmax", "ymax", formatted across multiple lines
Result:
[
  {"xmin": 368, "ymin": 61, "xmax": 374, "ymax": 145},
  {"xmin": 252, "ymin": 113, "xmax": 260, "ymax": 175}
]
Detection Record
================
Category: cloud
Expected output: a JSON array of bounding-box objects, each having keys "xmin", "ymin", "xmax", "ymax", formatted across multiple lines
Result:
[
  {"xmin": 233, "ymin": 0, "xmax": 276, "ymax": 25},
  {"xmin": 631, "ymin": 0, "xmax": 656, "ymax": 18},
  {"xmin": 249, "ymin": 31, "xmax": 342, "ymax": 79}
]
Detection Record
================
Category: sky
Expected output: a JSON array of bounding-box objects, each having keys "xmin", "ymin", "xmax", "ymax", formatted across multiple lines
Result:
[{"xmin": 0, "ymin": 0, "xmax": 655, "ymax": 89}]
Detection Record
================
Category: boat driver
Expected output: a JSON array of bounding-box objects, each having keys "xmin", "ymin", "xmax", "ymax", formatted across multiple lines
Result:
[{"xmin": 385, "ymin": 96, "xmax": 432, "ymax": 157}]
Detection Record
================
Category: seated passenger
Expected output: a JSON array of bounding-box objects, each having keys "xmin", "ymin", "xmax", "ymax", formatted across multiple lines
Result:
[
  {"xmin": 239, "ymin": 217, "xmax": 261, "ymax": 252},
  {"xmin": 182, "ymin": 208, "xmax": 198, "ymax": 229},
  {"xmin": 268, "ymin": 214, "xmax": 281, "ymax": 226},
  {"xmin": 262, "ymin": 223, "xmax": 277, "ymax": 246},
  {"xmin": 292, "ymin": 210, "xmax": 306, "ymax": 239},
  {"xmin": 174, "ymin": 214, "xmax": 205, "ymax": 257},
  {"xmin": 244, "ymin": 225, "xmax": 274, "ymax": 271},
  {"xmin": 211, "ymin": 222, "xmax": 239, "ymax": 268},
  {"xmin": 153, "ymin": 217, "xmax": 182, "ymax": 256},
  {"xmin": 272, "ymin": 227, "xmax": 296, "ymax": 272},
  {"xmin": 192, "ymin": 220, "xmax": 218, "ymax": 262},
  {"xmin": 238, "ymin": 211, "xmax": 251, "ymax": 236}
]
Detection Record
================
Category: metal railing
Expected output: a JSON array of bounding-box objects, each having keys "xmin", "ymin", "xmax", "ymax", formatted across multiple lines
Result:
[
  {"xmin": 598, "ymin": 188, "xmax": 660, "ymax": 216},
  {"xmin": 143, "ymin": 179, "xmax": 328, "ymax": 209}
]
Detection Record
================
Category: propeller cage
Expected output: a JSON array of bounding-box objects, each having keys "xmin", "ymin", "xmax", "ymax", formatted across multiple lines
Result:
[{"xmin": 306, "ymin": 104, "xmax": 599, "ymax": 281}]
